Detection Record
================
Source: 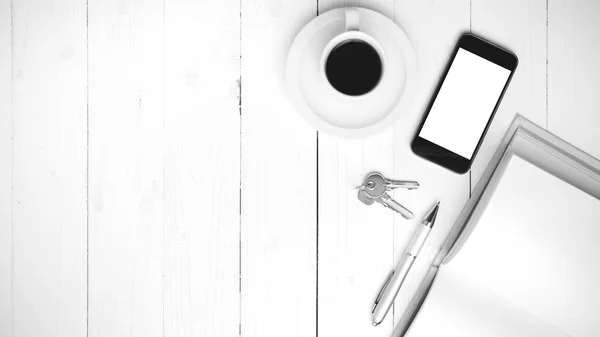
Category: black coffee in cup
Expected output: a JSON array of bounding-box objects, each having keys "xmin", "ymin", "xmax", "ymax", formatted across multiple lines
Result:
[{"xmin": 325, "ymin": 39, "xmax": 382, "ymax": 96}]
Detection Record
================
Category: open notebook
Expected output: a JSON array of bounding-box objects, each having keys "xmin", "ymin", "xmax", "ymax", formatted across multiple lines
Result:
[{"xmin": 407, "ymin": 154, "xmax": 600, "ymax": 337}]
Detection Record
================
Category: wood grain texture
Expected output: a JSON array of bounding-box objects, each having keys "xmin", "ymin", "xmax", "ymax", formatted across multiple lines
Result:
[
  {"xmin": 316, "ymin": 1, "xmax": 397, "ymax": 336},
  {"xmin": 548, "ymin": 0, "xmax": 600, "ymax": 159},
  {"xmin": 240, "ymin": 0, "xmax": 317, "ymax": 336},
  {"xmin": 88, "ymin": 0, "xmax": 164, "ymax": 336},
  {"xmin": 11, "ymin": 0, "xmax": 88, "ymax": 336},
  {"xmin": 163, "ymin": 0, "xmax": 240, "ymax": 336},
  {"xmin": 3, "ymin": 1, "xmax": 600, "ymax": 336},
  {"xmin": 392, "ymin": 0, "xmax": 470, "ymax": 326},
  {"xmin": 0, "ymin": 0, "xmax": 11, "ymax": 335},
  {"xmin": 470, "ymin": 0, "xmax": 547, "ymax": 188},
  {"xmin": 317, "ymin": 132, "xmax": 396, "ymax": 337}
]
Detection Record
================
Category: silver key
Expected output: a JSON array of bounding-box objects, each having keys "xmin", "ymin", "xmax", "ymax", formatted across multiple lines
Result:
[{"xmin": 357, "ymin": 172, "xmax": 419, "ymax": 219}]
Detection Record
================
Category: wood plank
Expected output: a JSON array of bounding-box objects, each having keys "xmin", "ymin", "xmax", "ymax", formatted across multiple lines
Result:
[
  {"xmin": 88, "ymin": 0, "xmax": 164, "ymax": 336},
  {"xmin": 392, "ymin": 0, "xmax": 471, "ymax": 326},
  {"xmin": 318, "ymin": 134, "xmax": 395, "ymax": 336},
  {"xmin": 470, "ymin": 0, "xmax": 547, "ymax": 187},
  {"xmin": 163, "ymin": 0, "xmax": 240, "ymax": 336},
  {"xmin": 11, "ymin": 0, "xmax": 87, "ymax": 336},
  {"xmin": 0, "ymin": 0, "xmax": 11, "ymax": 335},
  {"xmin": 316, "ymin": 2, "xmax": 397, "ymax": 337},
  {"xmin": 240, "ymin": 1, "xmax": 317, "ymax": 336},
  {"xmin": 548, "ymin": 0, "xmax": 600, "ymax": 159}
]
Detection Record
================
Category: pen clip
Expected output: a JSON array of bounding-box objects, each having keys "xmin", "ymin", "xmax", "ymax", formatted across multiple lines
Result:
[{"xmin": 372, "ymin": 270, "xmax": 394, "ymax": 313}]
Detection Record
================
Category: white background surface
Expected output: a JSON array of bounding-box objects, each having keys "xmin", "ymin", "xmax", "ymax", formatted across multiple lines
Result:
[
  {"xmin": 419, "ymin": 48, "xmax": 511, "ymax": 159},
  {"xmin": 0, "ymin": 0, "xmax": 599, "ymax": 337}
]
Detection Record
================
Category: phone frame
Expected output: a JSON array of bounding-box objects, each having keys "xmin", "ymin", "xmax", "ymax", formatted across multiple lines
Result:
[{"xmin": 411, "ymin": 33, "xmax": 518, "ymax": 174}]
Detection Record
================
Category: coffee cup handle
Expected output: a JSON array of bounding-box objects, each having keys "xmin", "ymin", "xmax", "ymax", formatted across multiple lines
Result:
[{"xmin": 345, "ymin": 8, "xmax": 360, "ymax": 31}]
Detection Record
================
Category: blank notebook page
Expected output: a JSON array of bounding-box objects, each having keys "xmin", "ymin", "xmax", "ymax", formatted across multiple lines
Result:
[{"xmin": 408, "ymin": 155, "xmax": 600, "ymax": 337}]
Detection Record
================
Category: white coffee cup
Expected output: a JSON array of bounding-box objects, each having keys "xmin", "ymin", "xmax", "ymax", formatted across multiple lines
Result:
[{"xmin": 320, "ymin": 8, "xmax": 387, "ymax": 97}]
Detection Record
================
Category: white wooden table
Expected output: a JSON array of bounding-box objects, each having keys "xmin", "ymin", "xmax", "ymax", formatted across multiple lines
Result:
[{"xmin": 1, "ymin": 0, "xmax": 599, "ymax": 336}]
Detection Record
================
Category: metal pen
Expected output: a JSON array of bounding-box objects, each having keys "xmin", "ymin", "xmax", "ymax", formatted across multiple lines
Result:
[{"xmin": 371, "ymin": 201, "xmax": 440, "ymax": 326}]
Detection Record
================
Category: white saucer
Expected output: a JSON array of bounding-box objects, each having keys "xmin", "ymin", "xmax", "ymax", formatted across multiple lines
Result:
[{"xmin": 285, "ymin": 7, "xmax": 418, "ymax": 138}]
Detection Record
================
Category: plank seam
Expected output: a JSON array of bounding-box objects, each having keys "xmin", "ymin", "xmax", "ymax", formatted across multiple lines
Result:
[
  {"xmin": 239, "ymin": 1, "xmax": 243, "ymax": 336},
  {"xmin": 85, "ymin": 1, "xmax": 90, "ymax": 336},
  {"xmin": 315, "ymin": 131, "xmax": 319, "ymax": 337},
  {"xmin": 10, "ymin": 0, "xmax": 14, "ymax": 336},
  {"xmin": 545, "ymin": 0, "xmax": 549, "ymax": 130},
  {"xmin": 315, "ymin": 5, "xmax": 320, "ymax": 337},
  {"xmin": 161, "ymin": 1, "xmax": 166, "ymax": 336},
  {"xmin": 469, "ymin": 0, "xmax": 472, "ymax": 33}
]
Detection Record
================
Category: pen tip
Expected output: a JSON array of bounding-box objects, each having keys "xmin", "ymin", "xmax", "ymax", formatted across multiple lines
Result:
[
  {"xmin": 423, "ymin": 201, "xmax": 440, "ymax": 226},
  {"xmin": 372, "ymin": 321, "xmax": 379, "ymax": 327}
]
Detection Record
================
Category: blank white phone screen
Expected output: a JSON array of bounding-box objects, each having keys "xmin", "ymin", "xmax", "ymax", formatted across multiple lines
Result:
[{"xmin": 419, "ymin": 48, "xmax": 511, "ymax": 159}]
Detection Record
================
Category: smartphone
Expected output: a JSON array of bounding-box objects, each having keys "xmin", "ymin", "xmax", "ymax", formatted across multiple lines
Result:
[{"xmin": 411, "ymin": 33, "xmax": 518, "ymax": 174}]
